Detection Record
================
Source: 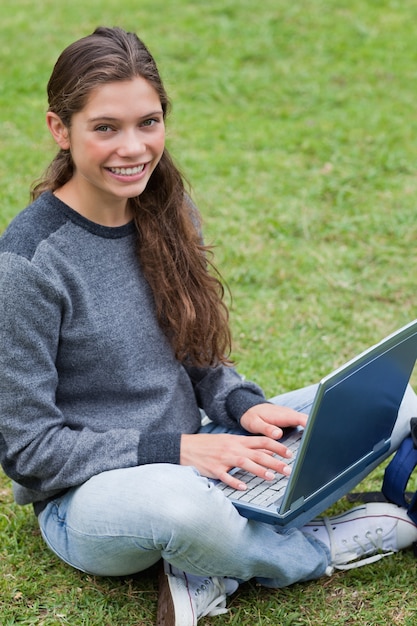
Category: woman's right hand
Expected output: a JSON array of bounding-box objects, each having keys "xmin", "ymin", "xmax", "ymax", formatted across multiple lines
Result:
[{"xmin": 180, "ymin": 432, "xmax": 294, "ymax": 491}]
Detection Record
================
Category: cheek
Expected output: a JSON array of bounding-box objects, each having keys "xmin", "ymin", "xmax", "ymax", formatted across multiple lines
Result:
[
  {"xmin": 79, "ymin": 140, "xmax": 110, "ymax": 162},
  {"xmin": 154, "ymin": 127, "xmax": 166, "ymax": 154}
]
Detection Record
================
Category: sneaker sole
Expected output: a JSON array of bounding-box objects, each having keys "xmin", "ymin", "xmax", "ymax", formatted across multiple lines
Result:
[
  {"xmin": 157, "ymin": 565, "xmax": 177, "ymax": 626},
  {"xmin": 156, "ymin": 565, "xmax": 195, "ymax": 626}
]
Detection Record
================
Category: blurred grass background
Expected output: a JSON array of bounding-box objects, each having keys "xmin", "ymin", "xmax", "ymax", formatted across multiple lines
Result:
[{"xmin": 1, "ymin": 0, "xmax": 417, "ymax": 624}]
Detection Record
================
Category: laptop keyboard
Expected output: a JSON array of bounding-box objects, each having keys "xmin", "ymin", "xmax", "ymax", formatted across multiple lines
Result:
[{"xmin": 215, "ymin": 430, "xmax": 302, "ymax": 508}]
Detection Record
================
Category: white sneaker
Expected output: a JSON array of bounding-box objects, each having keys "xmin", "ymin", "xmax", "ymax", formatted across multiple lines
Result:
[
  {"xmin": 157, "ymin": 561, "xmax": 239, "ymax": 626},
  {"xmin": 302, "ymin": 502, "xmax": 417, "ymax": 572}
]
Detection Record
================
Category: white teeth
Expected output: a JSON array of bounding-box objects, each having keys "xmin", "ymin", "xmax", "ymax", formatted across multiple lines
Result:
[{"xmin": 109, "ymin": 165, "xmax": 144, "ymax": 176}]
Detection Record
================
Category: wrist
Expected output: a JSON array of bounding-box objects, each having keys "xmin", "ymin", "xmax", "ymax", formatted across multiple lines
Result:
[{"xmin": 226, "ymin": 388, "xmax": 267, "ymax": 423}]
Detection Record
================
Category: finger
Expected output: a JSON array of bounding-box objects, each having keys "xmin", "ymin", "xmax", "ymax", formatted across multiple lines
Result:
[
  {"xmin": 281, "ymin": 411, "xmax": 308, "ymax": 428},
  {"xmin": 216, "ymin": 451, "xmax": 293, "ymax": 490},
  {"xmin": 253, "ymin": 419, "xmax": 284, "ymax": 440},
  {"xmin": 247, "ymin": 450, "xmax": 294, "ymax": 476},
  {"xmin": 217, "ymin": 470, "xmax": 248, "ymax": 491},
  {"xmin": 246, "ymin": 437, "xmax": 294, "ymax": 461},
  {"xmin": 216, "ymin": 463, "xmax": 282, "ymax": 492},
  {"xmin": 271, "ymin": 408, "xmax": 308, "ymax": 428},
  {"xmin": 245, "ymin": 406, "xmax": 308, "ymax": 436},
  {"xmin": 241, "ymin": 413, "xmax": 285, "ymax": 439}
]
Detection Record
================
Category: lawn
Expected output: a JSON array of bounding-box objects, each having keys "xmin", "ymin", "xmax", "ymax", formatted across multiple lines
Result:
[{"xmin": 1, "ymin": 0, "xmax": 417, "ymax": 623}]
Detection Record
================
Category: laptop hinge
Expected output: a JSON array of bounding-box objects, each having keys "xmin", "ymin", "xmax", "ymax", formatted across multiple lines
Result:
[{"xmin": 289, "ymin": 496, "xmax": 305, "ymax": 512}]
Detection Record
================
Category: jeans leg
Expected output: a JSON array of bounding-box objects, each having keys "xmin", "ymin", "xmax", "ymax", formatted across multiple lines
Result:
[{"xmin": 37, "ymin": 463, "xmax": 329, "ymax": 588}]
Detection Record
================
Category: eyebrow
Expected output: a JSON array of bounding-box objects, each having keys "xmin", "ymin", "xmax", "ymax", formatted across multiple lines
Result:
[{"xmin": 88, "ymin": 110, "xmax": 164, "ymax": 123}]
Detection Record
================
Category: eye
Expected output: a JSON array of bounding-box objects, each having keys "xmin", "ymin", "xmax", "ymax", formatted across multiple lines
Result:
[
  {"xmin": 95, "ymin": 124, "xmax": 114, "ymax": 133},
  {"xmin": 141, "ymin": 118, "xmax": 160, "ymax": 128}
]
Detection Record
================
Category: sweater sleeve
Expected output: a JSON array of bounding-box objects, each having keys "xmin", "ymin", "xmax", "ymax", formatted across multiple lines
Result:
[
  {"xmin": 0, "ymin": 253, "xmax": 179, "ymax": 504},
  {"xmin": 184, "ymin": 362, "xmax": 267, "ymax": 428}
]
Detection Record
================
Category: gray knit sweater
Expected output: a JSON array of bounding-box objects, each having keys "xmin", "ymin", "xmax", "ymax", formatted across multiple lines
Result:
[{"xmin": 0, "ymin": 192, "xmax": 265, "ymax": 505}]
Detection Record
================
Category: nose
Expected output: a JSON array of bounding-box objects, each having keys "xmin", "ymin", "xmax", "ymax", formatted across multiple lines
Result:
[{"xmin": 117, "ymin": 129, "xmax": 146, "ymax": 158}]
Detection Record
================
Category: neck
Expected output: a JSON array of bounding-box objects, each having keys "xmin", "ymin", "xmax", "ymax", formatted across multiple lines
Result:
[{"xmin": 53, "ymin": 186, "xmax": 134, "ymax": 227}]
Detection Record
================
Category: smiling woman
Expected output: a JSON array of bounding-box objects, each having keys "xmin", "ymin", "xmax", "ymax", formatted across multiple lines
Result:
[{"xmin": 46, "ymin": 78, "xmax": 166, "ymax": 225}]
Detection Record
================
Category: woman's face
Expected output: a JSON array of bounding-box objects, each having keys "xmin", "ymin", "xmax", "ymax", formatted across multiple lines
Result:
[{"xmin": 47, "ymin": 77, "xmax": 166, "ymax": 224}]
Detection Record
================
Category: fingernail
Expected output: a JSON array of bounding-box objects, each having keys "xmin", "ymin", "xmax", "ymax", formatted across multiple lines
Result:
[
  {"xmin": 283, "ymin": 465, "xmax": 292, "ymax": 476},
  {"xmin": 285, "ymin": 449, "xmax": 293, "ymax": 459},
  {"xmin": 265, "ymin": 471, "xmax": 276, "ymax": 480},
  {"xmin": 272, "ymin": 429, "xmax": 282, "ymax": 438}
]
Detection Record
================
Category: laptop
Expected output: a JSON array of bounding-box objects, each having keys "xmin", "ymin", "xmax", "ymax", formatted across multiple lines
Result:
[{"xmin": 210, "ymin": 319, "xmax": 417, "ymax": 529}]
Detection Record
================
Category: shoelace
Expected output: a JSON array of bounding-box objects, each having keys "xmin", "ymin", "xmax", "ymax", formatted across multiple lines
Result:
[
  {"xmin": 193, "ymin": 577, "xmax": 228, "ymax": 618},
  {"xmin": 323, "ymin": 517, "xmax": 394, "ymax": 571}
]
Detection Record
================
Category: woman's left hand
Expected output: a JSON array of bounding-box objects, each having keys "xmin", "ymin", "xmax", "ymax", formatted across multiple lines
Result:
[{"xmin": 239, "ymin": 403, "xmax": 308, "ymax": 440}]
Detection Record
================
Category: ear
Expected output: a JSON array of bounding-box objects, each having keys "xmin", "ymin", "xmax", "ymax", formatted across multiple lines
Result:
[{"xmin": 46, "ymin": 112, "xmax": 71, "ymax": 150}]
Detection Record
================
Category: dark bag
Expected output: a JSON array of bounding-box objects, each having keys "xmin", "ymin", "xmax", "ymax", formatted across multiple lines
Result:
[{"xmin": 382, "ymin": 418, "xmax": 417, "ymax": 525}]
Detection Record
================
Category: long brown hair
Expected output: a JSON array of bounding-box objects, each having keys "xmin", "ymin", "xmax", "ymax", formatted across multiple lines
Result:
[{"xmin": 32, "ymin": 27, "xmax": 232, "ymax": 367}]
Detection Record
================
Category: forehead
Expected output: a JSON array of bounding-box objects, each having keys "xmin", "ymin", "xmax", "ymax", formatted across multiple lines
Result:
[{"xmin": 81, "ymin": 76, "xmax": 162, "ymax": 117}]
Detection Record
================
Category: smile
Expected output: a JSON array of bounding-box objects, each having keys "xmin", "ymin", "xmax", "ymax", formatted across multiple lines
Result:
[{"xmin": 108, "ymin": 165, "xmax": 145, "ymax": 176}]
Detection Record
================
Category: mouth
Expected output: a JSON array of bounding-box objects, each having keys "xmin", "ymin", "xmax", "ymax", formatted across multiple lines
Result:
[{"xmin": 107, "ymin": 165, "xmax": 145, "ymax": 176}]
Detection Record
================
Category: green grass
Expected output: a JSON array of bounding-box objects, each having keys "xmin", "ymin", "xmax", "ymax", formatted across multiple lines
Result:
[{"xmin": 2, "ymin": 0, "xmax": 417, "ymax": 623}]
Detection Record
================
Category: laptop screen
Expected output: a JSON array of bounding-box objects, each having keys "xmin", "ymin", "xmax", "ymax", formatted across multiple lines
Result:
[{"xmin": 281, "ymin": 326, "xmax": 417, "ymax": 514}]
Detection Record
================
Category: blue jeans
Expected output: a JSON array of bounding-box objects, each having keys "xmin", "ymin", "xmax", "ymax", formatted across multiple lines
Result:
[{"xmin": 37, "ymin": 384, "xmax": 415, "ymax": 588}]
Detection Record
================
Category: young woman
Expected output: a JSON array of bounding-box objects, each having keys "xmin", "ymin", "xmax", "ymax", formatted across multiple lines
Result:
[{"xmin": 1, "ymin": 26, "xmax": 416, "ymax": 626}]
